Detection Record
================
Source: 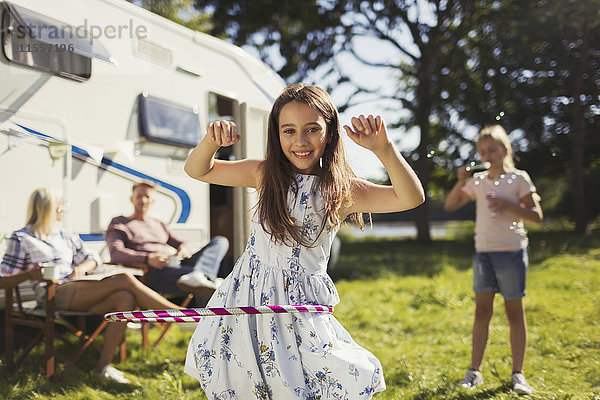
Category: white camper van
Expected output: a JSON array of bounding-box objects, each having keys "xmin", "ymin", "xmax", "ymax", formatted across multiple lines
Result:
[{"xmin": 0, "ymin": 0, "xmax": 284, "ymax": 275}]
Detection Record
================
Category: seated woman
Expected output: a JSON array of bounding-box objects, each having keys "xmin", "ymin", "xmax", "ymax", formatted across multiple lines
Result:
[{"xmin": 0, "ymin": 188, "xmax": 182, "ymax": 384}]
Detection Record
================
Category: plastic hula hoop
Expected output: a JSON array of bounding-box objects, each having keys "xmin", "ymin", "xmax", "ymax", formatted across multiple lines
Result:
[{"xmin": 104, "ymin": 304, "xmax": 334, "ymax": 323}]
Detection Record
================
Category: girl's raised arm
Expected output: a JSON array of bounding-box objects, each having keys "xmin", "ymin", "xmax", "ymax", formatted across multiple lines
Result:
[
  {"xmin": 184, "ymin": 120, "xmax": 261, "ymax": 188},
  {"xmin": 342, "ymin": 115, "xmax": 425, "ymax": 215},
  {"xmin": 444, "ymin": 166, "xmax": 471, "ymax": 212}
]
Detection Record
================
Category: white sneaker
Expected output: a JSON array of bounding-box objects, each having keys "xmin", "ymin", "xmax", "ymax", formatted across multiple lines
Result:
[
  {"xmin": 93, "ymin": 365, "xmax": 131, "ymax": 384},
  {"xmin": 177, "ymin": 272, "xmax": 217, "ymax": 297},
  {"xmin": 460, "ymin": 369, "xmax": 483, "ymax": 389},
  {"xmin": 512, "ymin": 372, "xmax": 534, "ymax": 395}
]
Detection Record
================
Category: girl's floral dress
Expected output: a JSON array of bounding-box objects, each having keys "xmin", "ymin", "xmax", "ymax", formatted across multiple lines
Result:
[{"xmin": 185, "ymin": 173, "xmax": 385, "ymax": 399}]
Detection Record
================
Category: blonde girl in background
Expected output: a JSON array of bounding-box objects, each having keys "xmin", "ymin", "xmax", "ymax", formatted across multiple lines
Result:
[
  {"xmin": 444, "ymin": 125, "xmax": 543, "ymax": 395},
  {"xmin": 183, "ymin": 83, "xmax": 424, "ymax": 399}
]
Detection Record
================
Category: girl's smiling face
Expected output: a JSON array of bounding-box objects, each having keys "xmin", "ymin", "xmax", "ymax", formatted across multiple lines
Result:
[{"xmin": 278, "ymin": 101, "xmax": 328, "ymax": 175}]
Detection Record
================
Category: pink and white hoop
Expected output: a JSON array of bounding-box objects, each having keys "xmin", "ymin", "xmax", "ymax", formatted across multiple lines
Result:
[{"xmin": 105, "ymin": 304, "xmax": 334, "ymax": 323}]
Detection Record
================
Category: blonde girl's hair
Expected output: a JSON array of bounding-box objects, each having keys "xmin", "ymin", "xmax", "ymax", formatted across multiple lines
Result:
[
  {"xmin": 26, "ymin": 187, "xmax": 62, "ymax": 235},
  {"xmin": 257, "ymin": 83, "xmax": 363, "ymax": 246},
  {"xmin": 476, "ymin": 125, "xmax": 515, "ymax": 170}
]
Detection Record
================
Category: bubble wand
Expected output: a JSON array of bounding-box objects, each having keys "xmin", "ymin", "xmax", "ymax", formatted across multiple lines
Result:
[{"xmin": 465, "ymin": 162, "xmax": 491, "ymax": 172}]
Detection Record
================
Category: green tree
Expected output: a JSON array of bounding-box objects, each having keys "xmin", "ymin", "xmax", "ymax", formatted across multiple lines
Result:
[
  {"xmin": 192, "ymin": 0, "xmax": 496, "ymax": 242},
  {"xmin": 126, "ymin": 0, "xmax": 211, "ymax": 32},
  {"xmin": 149, "ymin": 0, "xmax": 599, "ymax": 234},
  {"xmin": 447, "ymin": 0, "xmax": 600, "ymax": 232}
]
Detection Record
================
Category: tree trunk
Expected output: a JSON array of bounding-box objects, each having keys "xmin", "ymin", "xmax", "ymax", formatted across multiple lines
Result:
[
  {"xmin": 571, "ymin": 17, "xmax": 589, "ymax": 234},
  {"xmin": 415, "ymin": 126, "xmax": 431, "ymax": 242},
  {"xmin": 414, "ymin": 57, "xmax": 433, "ymax": 243}
]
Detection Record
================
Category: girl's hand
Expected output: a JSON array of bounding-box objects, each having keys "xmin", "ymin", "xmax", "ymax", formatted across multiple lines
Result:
[
  {"xmin": 205, "ymin": 120, "xmax": 241, "ymax": 148},
  {"xmin": 457, "ymin": 166, "xmax": 470, "ymax": 182},
  {"xmin": 343, "ymin": 115, "xmax": 391, "ymax": 153}
]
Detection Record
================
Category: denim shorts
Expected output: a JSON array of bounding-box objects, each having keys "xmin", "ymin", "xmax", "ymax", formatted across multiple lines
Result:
[{"xmin": 472, "ymin": 249, "xmax": 528, "ymax": 300}]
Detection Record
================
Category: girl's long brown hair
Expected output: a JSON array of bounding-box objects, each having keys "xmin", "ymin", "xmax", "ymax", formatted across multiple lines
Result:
[{"xmin": 257, "ymin": 83, "xmax": 363, "ymax": 246}]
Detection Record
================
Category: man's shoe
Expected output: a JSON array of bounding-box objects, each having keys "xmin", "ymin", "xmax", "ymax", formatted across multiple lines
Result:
[
  {"xmin": 93, "ymin": 365, "xmax": 131, "ymax": 384},
  {"xmin": 177, "ymin": 272, "xmax": 217, "ymax": 297},
  {"xmin": 460, "ymin": 369, "xmax": 483, "ymax": 389},
  {"xmin": 512, "ymin": 372, "xmax": 534, "ymax": 395}
]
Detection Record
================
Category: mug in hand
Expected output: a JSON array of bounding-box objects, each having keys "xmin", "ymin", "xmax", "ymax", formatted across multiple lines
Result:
[
  {"xmin": 41, "ymin": 263, "xmax": 60, "ymax": 280},
  {"xmin": 167, "ymin": 255, "xmax": 182, "ymax": 268}
]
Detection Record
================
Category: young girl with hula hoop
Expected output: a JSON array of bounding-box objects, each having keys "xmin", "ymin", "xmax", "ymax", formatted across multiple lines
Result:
[{"xmin": 182, "ymin": 83, "xmax": 424, "ymax": 399}]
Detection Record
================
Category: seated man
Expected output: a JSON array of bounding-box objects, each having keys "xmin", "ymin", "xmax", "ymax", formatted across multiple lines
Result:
[{"xmin": 106, "ymin": 181, "xmax": 228, "ymax": 297}]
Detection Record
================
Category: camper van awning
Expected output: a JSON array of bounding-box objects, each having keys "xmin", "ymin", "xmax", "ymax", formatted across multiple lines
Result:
[{"xmin": 3, "ymin": 2, "xmax": 117, "ymax": 65}]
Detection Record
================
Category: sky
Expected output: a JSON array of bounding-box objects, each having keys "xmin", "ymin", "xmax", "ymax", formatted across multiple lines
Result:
[
  {"xmin": 175, "ymin": 3, "xmax": 422, "ymax": 181},
  {"xmin": 321, "ymin": 36, "xmax": 420, "ymax": 181}
]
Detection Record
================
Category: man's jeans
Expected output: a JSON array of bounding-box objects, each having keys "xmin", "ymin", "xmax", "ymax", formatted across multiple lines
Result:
[{"xmin": 145, "ymin": 236, "xmax": 229, "ymax": 295}]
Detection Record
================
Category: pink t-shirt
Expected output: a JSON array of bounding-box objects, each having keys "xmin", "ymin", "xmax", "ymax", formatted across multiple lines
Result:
[{"xmin": 462, "ymin": 169, "xmax": 537, "ymax": 252}]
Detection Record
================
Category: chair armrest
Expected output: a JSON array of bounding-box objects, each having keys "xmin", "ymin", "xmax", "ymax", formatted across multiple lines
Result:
[{"xmin": 0, "ymin": 270, "xmax": 33, "ymax": 289}]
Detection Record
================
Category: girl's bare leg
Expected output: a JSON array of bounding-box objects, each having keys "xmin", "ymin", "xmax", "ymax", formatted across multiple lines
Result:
[
  {"xmin": 504, "ymin": 298, "xmax": 527, "ymax": 372},
  {"xmin": 471, "ymin": 292, "xmax": 495, "ymax": 371}
]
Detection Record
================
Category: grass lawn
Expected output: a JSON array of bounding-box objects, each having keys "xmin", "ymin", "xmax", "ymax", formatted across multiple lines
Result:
[{"xmin": 1, "ymin": 226, "xmax": 599, "ymax": 399}]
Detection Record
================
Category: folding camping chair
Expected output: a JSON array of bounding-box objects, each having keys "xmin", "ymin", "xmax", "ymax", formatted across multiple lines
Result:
[{"xmin": 2, "ymin": 277, "xmax": 126, "ymax": 379}]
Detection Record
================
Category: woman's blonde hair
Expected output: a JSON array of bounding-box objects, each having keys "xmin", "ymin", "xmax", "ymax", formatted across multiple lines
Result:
[
  {"xmin": 257, "ymin": 83, "xmax": 363, "ymax": 246},
  {"xmin": 26, "ymin": 188, "xmax": 62, "ymax": 235},
  {"xmin": 476, "ymin": 125, "xmax": 515, "ymax": 170}
]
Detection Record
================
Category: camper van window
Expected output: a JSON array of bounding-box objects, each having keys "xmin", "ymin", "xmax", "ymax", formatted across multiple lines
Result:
[
  {"xmin": 208, "ymin": 93, "xmax": 236, "ymax": 123},
  {"xmin": 208, "ymin": 93, "xmax": 238, "ymax": 160},
  {"xmin": 1, "ymin": 2, "xmax": 113, "ymax": 81},
  {"xmin": 138, "ymin": 94, "xmax": 200, "ymax": 148}
]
